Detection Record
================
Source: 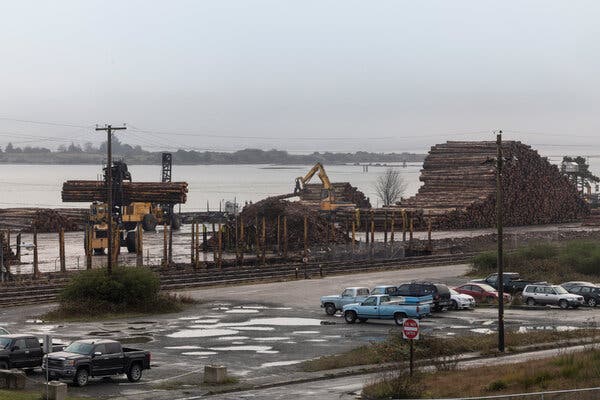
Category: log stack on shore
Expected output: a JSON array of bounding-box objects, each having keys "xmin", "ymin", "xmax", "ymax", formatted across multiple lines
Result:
[
  {"xmin": 61, "ymin": 181, "xmax": 188, "ymax": 204},
  {"xmin": 0, "ymin": 208, "xmax": 86, "ymax": 232},
  {"xmin": 399, "ymin": 141, "xmax": 589, "ymax": 229},
  {"xmin": 300, "ymin": 182, "xmax": 372, "ymax": 208}
]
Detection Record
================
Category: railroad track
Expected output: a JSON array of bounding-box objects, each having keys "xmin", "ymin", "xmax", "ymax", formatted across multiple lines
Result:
[{"xmin": 0, "ymin": 253, "xmax": 474, "ymax": 307}]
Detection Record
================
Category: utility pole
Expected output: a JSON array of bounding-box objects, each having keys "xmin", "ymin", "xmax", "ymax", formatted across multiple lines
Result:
[
  {"xmin": 495, "ymin": 130, "xmax": 505, "ymax": 353},
  {"xmin": 96, "ymin": 124, "xmax": 126, "ymax": 274}
]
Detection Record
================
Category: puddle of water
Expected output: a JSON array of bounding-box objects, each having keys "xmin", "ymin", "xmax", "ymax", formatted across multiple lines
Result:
[
  {"xmin": 235, "ymin": 327, "xmax": 275, "ymax": 331},
  {"xmin": 260, "ymin": 360, "xmax": 304, "ymax": 368},
  {"xmin": 209, "ymin": 345, "xmax": 273, "ymax": 352},
  {"xmin": 293, "ymin": 331, "xmax": 320, "ymax": 335},
  {"xmin": 165, "ymin": 346, "xmax": 203, "ymax": 350},
  {"xmin": 449, "ymin": 326, "xmax": 470, "ymax": 329},
  {"xmin": 168, "ymin": 328, "xmax": 240, "ymax": 338},
  {"xmin": 482, "ymin": 320, "xmax": 494, "ymax": 326},
  {"xmin": 305, "ymin": 339, "xmax": 327, "ymax": 343},
  {"xmin": 252, "ymin": 337, "xmax": 290, "ymax": 342},
  {"xmin": 446, "ymin": 332, "xmax": 456, "ymax": 336},
  {"xmin": 518, "ymin": 325, "xmax": 580, "ymax": 334},
  {"xmin": 181, "ymin": 351, "xmax": 218, "ymax": 356},
  {"xmin": 232, "ymin": 341, "xmax": 246, "ymax": 345},
  {"xmin": 25, "ymin": 319, "xmax": 44, "ymax": 324},
  {"xmin": 283, "ymin": 341, "xmax": 297, "ymax": 344},
  {"xmin": 258, "ymin": 350, "xmax": 279, "ymax": 354},
  {"xmin": 118, "ymin": 336, "xmax": 153, "ymax": 344},
  {"xmin": 225, "ymin": 309, "xmax": 260, "ymax": 314},
  {"xmin": 192, "ymin": 319, "xmax": 221, "ymax": 324},
  {"xmin": 216, "ymin": 336, "xmax": 250, "ymax": 341},
  {"xmin": 471, "ymin": 328, "xmax": 495, "ymax": 335},
  {"xmin": 178, "ymin": 316, "xmax": 202, "ymax": 320},
  {"xmin": 211, "ymin": 307, "xmax": 229, "ymax": 311},
  {"xmin": 322, "ymin": 335, "xmax": 341, "ymax": 339}
]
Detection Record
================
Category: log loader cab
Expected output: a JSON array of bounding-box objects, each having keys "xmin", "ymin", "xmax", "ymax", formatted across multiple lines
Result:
[{"xmin": 294, "ymin": 163, "xmax": 355, "ymax": 212}]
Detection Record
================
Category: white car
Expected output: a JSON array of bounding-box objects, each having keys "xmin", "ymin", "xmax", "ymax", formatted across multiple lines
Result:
[
  {"xmin": 449, "ymin": 288, "xmax": 475, "ymax": 310},
  {"xmin": 523, "ymin": 284, "xmax": 584, "ymax": 309}
]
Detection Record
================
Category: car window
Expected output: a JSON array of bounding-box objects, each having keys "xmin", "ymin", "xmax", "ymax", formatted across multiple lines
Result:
[
  {"xmin": 524, "ymin": 286, "xmax": 534, "ymax": 293},
  {"xmin": 381, "ymin": 295, "xmax": 391, "ymax": 303},
  {"xmin": 386, "ymin": 287, "xmax": 397, "ymax": 296},
  {"xmin": 473, "ymin": 286, "xmax": 483, "ymax": 293},
  {"xmin": 26, "ymin": 338, "xmax": 40, "ymax": 349},
  {"xmin": 371, "ymin": 288, "xmax": 384, "ymax": 295},
  {"xmin": 554, "ymin": 286, "xmax": 568, "ymax": 294},
  {"xmin": 13, "ymin": 339, "xmax": 25, "ymax": 350},
  {"xmin": 397, "ymin": 285, "xmax": 411, "ymax": 296},
  {"xmin": 570, "ymin": 286, "xmax": 581, "ymax": 293},
  {"xmin": 357, "ymin": 288, "xmax": 369, "ymax": 296},
  {"xmin": 342, "ymin": 289, "xmax": 353, "ymax": 297},
  {"xmin": 94, "ymin": 344, "xmax": 107, "ymax": 354},
  {"xmin": 543, "ymin": 287, "xmax": 554, "ymax": 294},
  {"xmin": 362, "ymin": 297, "xmax": 377, "ymax": 306},
  {"xmin": 105, "ymin": 343, "xmax": 121, "ymax": 354},
  {"xmin": 581, "ymin": 287, "xmax": 591, "ymax": 293},
  {"xmin": 422, "ymin": 285, "xmax": 434, "ymax": 295},
  {"xmin": 487, "ymin": 276, "xmax": 498, "ymax": 285}
]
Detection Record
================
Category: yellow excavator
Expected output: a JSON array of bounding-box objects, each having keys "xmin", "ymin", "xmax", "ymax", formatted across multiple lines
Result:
[{"xmin": 294, "ymin": 163, "xmax": 355, "ymax": 212}]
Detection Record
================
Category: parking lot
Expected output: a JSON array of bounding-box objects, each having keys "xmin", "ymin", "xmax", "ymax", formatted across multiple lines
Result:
[{"xmin": 2, "ymin": 263, "xmax": 600, "ymax": 399}]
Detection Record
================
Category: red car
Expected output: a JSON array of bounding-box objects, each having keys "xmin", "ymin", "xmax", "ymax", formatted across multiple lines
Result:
[{"xmin": 454, "ymin": 283, "xmax": 512, "ymax": 303}]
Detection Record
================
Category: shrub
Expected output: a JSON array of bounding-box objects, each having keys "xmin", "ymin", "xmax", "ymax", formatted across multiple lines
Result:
[
  {"xmin": 362, "ymin": 372, "xmax": 423, "ymax": 400},
  {"xmin": 486, "ymin": 380, "xmax": 507, "ymax": 392},
  {"xmin": 56, "ymin": 266, "xmax": 168, "ymax": 316},
  {"xmin": 471, "ymin": 252, "xmax": 498, "ymax": 271},
  {"xmin": 514, "ymin": 243, "xmax": 558, "ymax": 261},
  {"xmin": 559, "ymin": 241, "xmax": 600, "ymax": 275}
]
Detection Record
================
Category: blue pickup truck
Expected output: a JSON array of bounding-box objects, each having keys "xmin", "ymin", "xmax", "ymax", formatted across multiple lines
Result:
[
  {"xmin": 342, "ymin": 294, "xmax": 430, "ymax": 325},
  {"xmin": 320, "ymin": 287, "xmax": 370, "ymax": 315}
]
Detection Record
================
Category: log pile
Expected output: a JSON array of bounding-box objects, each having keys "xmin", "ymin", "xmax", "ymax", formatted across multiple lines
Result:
[
  {"xmin": 300, "ymin": 182, "xmax": 371, "ymax": 208},
  {"xmin": 231, "ymin": 198, "xmax": 350, "ymax": 250},
  {"xmin": 61, "ymin": 181, "xmax": 188, "ymax": 204},
  {"xmin": 0, "ymin": 208, "xmax": 87, "ymax": 232},
  {"xmin": 399, "ymin": 141, "xmax": 589, "ymax": 229}
]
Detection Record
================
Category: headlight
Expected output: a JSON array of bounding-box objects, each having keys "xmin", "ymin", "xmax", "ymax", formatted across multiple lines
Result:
[{"xmin": 63, "ymin": 360, "xmax": 75, "ymax": 366}]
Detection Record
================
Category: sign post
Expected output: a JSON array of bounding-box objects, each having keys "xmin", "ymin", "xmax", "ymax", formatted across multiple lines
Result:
[{"xmin": 402, "ymin": 318, "xmax": 420, "ymax": 376}]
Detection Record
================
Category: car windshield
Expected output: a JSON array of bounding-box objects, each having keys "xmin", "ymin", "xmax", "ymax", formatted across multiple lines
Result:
[
  {"xmin": 0, "ymin": 338, "xmax": 11, "ymax": 349},
  {"xmin": 449, "ymin": 289, "xmax": 458, "ymax": 295},
  {"xmin": 554, "ymin": 286, "xmax": 569, "ymax": 294},
  {"xmin": 478, "ymin": 284, "xmax": 496, "ymax": 292},
  {"xmin": 64, "ymin": 342, "xmax": 93, "ymax": 355}
]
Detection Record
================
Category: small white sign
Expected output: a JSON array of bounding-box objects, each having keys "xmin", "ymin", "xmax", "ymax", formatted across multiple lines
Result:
[{"xmin": 402, "ymin": 318, "xmax": 420, "ymax": 340}]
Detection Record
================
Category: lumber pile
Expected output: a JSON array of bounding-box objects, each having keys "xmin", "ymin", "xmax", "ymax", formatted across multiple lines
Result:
[
  {"xmin": 233, "ymin": 198, "xmax": 350, "ymax": 250},
  {"xmin": 61, "ymin": 181, "xmax": 188, "ymax": 204},
  {"xmin": 399, "ymin": 141, "xmax": 588, "ymax": 229},
  {"xmin": 300, "ymin": 182, "xmax": 371, "ymax": 208},
  {"xmin": 0, "ymin": 208, "xmax": 87, "ymax": 232}
]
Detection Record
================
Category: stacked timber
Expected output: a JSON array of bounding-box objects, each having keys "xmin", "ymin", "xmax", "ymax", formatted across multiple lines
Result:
[
  {"xmin": 300, "ymin": 183, "xmax": 371, "ymax": 208},
  {"xmin": 0, "ymin": 208, "xmax": 87, "ymax": 232},
  {"xmin": 399, "ymin": 141, "xmax": 588, "ymax": 229},
  {"xmin": 62, "ymin": 181, "xmax": 188, "ymax": 204}
]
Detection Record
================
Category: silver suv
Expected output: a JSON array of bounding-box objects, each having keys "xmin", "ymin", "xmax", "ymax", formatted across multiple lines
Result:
[{"xmin": 523, "ymin": 284, "xmax": 584, "ymax": 309}]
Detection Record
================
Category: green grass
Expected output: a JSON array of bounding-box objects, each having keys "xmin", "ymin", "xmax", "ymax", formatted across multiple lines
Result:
[
  {"xmin": 362, "ymin": 348, "xmax": 600, "ymax": 399},
  {"xmin": 470, "ymin": 240, "xmax": 600, "ymax": 282},
  {"xmin": 301, "ymin": 329, "xmax": 600, "ymax": 372}
]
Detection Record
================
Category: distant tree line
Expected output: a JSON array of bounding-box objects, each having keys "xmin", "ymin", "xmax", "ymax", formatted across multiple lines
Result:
[{"xmin": 0, "ymin": 137, "xmax": 425, "ymax": 165}]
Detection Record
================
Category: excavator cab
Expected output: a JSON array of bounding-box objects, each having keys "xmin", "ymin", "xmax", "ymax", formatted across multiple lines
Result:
[{"xmin": 294, "ymin": 163, "xmax": 355, "ymax": 212}]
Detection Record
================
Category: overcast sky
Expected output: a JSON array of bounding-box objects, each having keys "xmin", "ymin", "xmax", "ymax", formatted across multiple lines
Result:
[{"xmin": 0, "ymin": 1, "xmax": 598, "ymax": 154}]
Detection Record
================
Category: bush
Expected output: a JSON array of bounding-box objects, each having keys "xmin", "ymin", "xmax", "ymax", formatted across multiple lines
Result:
[
  {"xmin": 559, "ymin": 241, "xmax": 600, "ymax": 275},
  {"xmin": 362, "ymin": 372, "xmax": 423, "ymax": 400},
  {"xmin": 514, "ymin": 243, "xmax": 558, "ymax": 261},
  {"xmin": 472, "ymin": 251, "xmax": 498, "ymax": 271}
]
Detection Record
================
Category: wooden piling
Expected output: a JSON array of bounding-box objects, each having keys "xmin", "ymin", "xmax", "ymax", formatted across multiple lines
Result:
[
  {"xmin": 390, "ymin": 211, "xmax": 395, "ymax": 243},
  {"xmin": 162, "ymin": 223, "xmax": 168, "ymax": 267},
  {"xmin": 239, "ymin": 220, "xmax": 245, "ymax": 265},
  {"xmin": 261, "ymin": 217, "xmax": 266, "ymax": 265},
  {"xmin": 276, "ymin": 215, "xmax": 281, "ymax": 256},
  {"xmin": 283, "ymin": 216, "xmax": 288, "ymax": 259},
  {"xmin": 59, "ymin": 228, "xmax": 66, "ymax": 273},
  {"xmin": 383, "ymin": 211, "xmax": 388, "ymax": 243},
  {"xmin": 303, "ymin": 214, "xmax": 308, "ymax": 259},
  {"xmin": 136, "ymin": 223, "xmax": 143, "ymax": 267},
  {"xmin": 195, "ymin": 223, "xmax": 200, "ymax": 269},
  {"xmin": 364, "ymin": 215, "xmax": 369, "ymax": 244},
  {"xmin": 33, "ymin": 228, "xmax": 39, "ymax": 278},
  {"xmin": 16, "ymin": 233, "xmax": 21, "ymax": 263},
  {"xmin": 402, "ymin": 210, "xmax": 407, "ymax": 242},
  {"xmin": 190, "ymin": 223, "xmax": 196, "ymax": 265},
  {"xmin": 255, "ymin": 217, "xmax": 260, "ymax": 260},
  {"xmin": 218, "ymin": 224, "xmax": 223, "ymax": 269},
  {"xmin": 168, "ymin": 220, "xmax": 174, "ymax": 266},
  {"xmin": 351, "ymin": 221, "xmax": 356, "ymax": 253},
  {"xmin": 85, "ymin": 226, "xmax": 92, "ymax": 270}
]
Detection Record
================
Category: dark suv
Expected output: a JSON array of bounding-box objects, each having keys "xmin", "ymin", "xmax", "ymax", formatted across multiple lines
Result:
[{"xmin": 397, "ymin": 282, "xmax": 451, "ymax": 311}]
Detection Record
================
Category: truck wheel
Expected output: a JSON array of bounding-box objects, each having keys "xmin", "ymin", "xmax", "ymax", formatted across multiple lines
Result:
[
  {"xmin": 142, "ymin": 214, "xmax": 158, "ymax": 232},
  {"xmin": 526, "ymin": 297, "xmax": 536, "ymax": 306},
  {"xmin": 126, "ymin": 231, "xmax": 137, "ymax": 253},
  {"xmin": 74, "ymin": 368, "xmax": 89, "ymax": 387},
  {"xmin": 170, "ymin": 214, "xmax": 182, "ymax": 231},
  {"xmin": 344, "ymin": 311, "xmax": 357, "ymax": 324},
  {"xmin": 559, "ymin": 299, "xmax": 568, "ymax": 309},
  {"xmin": 324, "ymin": 303, "xmax": 336, "ymax": 316},
  {"xmin": 394, "ymin": 312, "xmax": 407, "ymax": 326},
  {"xmin": 450, "ymin": 300, "xmax": 458, "ymax": 310},
  {"xmin": 127, "ymin": 363, "xmax": 143, "ymax": 382}
]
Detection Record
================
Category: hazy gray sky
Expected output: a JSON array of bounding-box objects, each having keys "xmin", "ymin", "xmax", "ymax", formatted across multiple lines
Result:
[{"xmin": 0, "ymin": 1, "xmax": 598, "ymax": 154}]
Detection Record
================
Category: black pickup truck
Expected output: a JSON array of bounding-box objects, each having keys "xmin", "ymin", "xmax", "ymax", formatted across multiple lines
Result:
[
  {"xmin": 43, "ymin": 339, "xmax": 151, "ymax": 386},
  {"xmin": 0, "ymin": 334, "xmax": 65, "ymax": 371},
  {"xmin": 471, "ymin": 273, "xmax": 532, "ymax": 294}
]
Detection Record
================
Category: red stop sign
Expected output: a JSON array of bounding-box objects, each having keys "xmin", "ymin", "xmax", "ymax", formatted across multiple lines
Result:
[{"xmin": 402, "ymin": 318, "xmax": 420, "ymax": 340}]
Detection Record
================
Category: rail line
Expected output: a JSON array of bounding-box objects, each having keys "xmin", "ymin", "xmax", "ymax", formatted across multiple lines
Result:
[{"xmin": 0, "ymin": 253, "xmax": 474, "ymax": 307}]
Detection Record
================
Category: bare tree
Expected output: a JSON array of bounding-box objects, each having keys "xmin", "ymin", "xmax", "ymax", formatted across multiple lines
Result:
[{"xmin": 374, "ymin": 168, "xmax": 406, "ymax": 206}]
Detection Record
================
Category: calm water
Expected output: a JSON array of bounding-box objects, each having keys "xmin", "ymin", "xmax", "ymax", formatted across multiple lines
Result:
[
  {"xmin": 0, "ymin": 156, "xmax": 597, "ymax": 211},
  {"xmin": 0, "ymin": 163, "xmax": 424, "ymax": 211}
]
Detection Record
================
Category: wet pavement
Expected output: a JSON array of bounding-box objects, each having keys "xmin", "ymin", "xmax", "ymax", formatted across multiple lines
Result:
[{"xmin": 2, "ymin": 264, "xmax": 600, "ymax": 399}]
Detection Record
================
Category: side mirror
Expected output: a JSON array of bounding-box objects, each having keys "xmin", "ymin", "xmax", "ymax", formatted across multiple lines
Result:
[{"xmin": 93, "ymin": 352, "xmax": 102, "ymax": 357}]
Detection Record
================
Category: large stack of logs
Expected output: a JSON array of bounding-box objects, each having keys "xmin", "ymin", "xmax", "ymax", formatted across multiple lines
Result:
[
  {"xmin": 229, "ymin": 198, "xmax": 350, "ymax": 250},
  {"xmin": 62, "ymin": 181, "xmax": 188, "ymax": 204},
  {"xmin": 0, "ymin": 208, "xmax": 87, "ymax": 232},
  {"xmin": 300, "ymin": 182, "xmax": 371, "ymax": 208},
  {"xmin": 399, "ymin": 141, "xmax": 589, "ymax": 229}
]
